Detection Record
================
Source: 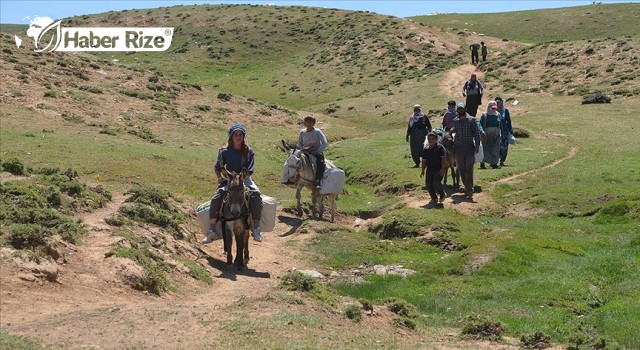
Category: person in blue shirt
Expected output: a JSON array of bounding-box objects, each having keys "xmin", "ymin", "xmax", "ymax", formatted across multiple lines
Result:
[
  {"xmin": 495, "ymin": 96, "xmax": 513, "ymax": 167},
  {"xmin": 478, "ymin": 101, "xmax": 502, "ymax": 169},
  {"xmin": 203, "ymin": 124, "xmax": 263, "ymax": 243}
]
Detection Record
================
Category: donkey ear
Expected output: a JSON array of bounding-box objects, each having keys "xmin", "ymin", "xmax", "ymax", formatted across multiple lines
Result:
[
  {"xmin": 240, "ymin": 168, "xmax": 249, "ymax": 180},
  {"xmin": 220, "ymin": 165, "xmax": 230, "ymax": 179},
  {"xmin": 280, "ymin": 139, "xmax": 291, "ymax": 151}
]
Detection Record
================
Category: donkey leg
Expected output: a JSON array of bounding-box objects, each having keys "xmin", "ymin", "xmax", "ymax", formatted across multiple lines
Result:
[
  {"xmin": 222, "ymin": 224, "xmax": 233, "ymax": 265},
  {"xmin": 296, "ymin": 185, "xmax": 303, "ymax": 217},
  {"xmin": 330, "ymin": 195, "xmax": 336, "ymax": 223},
  {"xmin": 310, "ymin": 189, "xmax": 318, "ymax": 219},
  {"xmin": 243, "ymin": 229, "xmax": 250, "ymax": 266},
  {"xmin": 234, "ymin": 230, "xmax": 243, "ymax": 268},
  {"xmin": 318, "ymin": 193, "xmax": 324, "ymax": 221}
]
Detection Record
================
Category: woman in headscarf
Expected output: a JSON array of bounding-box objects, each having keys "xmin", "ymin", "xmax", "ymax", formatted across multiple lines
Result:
[
  {"xmin": 462, "ymin": 74, "xmax": 484, "ymax": 117},
  {"xmin": 406, "ymin": 104, "xmax": 432, "ymax": 168},
  {"xmin": 478, "ymin": 101, "xmax": 502, "ymax": 169},
  {"xmin": 204, "ymin": 123, "xmax": 263, "ymax": 243}
]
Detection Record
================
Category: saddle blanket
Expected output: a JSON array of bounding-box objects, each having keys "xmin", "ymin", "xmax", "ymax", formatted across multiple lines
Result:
[{"xmin": 195, "ymin": 194, "xmax": 277, "ymax": 236}]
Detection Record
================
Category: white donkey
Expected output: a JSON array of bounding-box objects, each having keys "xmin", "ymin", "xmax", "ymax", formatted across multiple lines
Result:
[{"xmin": 281, "ymin": 140, "xmax": 339, "ymax": 222}]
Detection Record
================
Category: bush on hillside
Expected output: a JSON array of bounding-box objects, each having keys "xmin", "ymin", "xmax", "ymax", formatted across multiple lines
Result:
[
  {"xmin": 460, "ymin": 314, "xmax": 504, "ymax": 341},
  {"xmin": 343, "ymin": 304, "xmax": 363, "ymax": 322},
  {"xmin": 1, "ymin": 158, "xmax": 27, "ymax": 176},
  {"xmin": 280, "ymin": 271, "xmax": 317, "ymax": 292},
  {"xmin": 520, "ymin": 332, "xmax": 552, "ymax": 349},
  {"xmin": 582, "ymin": 92, "xmax": 611, "ymax": 104}
]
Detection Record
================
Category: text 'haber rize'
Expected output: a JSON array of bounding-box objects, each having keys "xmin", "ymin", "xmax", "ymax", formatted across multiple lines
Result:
[{"xmin": 63, "ymin": 31, "xmax": 166, "ymax": 49}]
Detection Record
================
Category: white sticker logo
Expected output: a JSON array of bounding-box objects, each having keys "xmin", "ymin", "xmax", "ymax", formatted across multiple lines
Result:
[{"xmin": 17, "ymin": 16, "xmax": 174, "ymax": 52}]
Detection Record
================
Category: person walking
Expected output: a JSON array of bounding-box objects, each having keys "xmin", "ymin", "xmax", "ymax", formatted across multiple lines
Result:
[
  {"xmin": 420, "ymin": 132, "xmax": 448, "ymax": 205},
  {"xmin": 450, "ymin": 102, "xmax": 481, "ymax": 199},
  {"xmin": 406, "ymin": 104, "xmax": 432, "ymax": 168},
  {"xmin": 462, "ymin": 74, "xmax": 484, "ymax": 117},
  {"xmin": 479, "ymin": 101, "xmax": 502, "ymax": 169},
  {"xmin": 470, "ymin": 42, "xmax": 480, "ymax": 64},
  {"xmin": 495, "ymin": 96, "xmax": 513, "ymax": 167},
  {"xmin": 204, "ymin": 123, "xmax": 263, "ymax": 243},
  {"xmin": 481, "ymin": 41, "xmax": 488, "ymax": 62},
  {"xmin": 441, "ymin": 100, "xmax": 457, "ymax": 131}
]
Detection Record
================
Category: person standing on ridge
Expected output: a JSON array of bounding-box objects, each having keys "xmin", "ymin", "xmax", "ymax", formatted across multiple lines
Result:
[
  {"xmin": 470, "ymin": 42, "xmax": 480, "ymax": 64},
  {"xmin": 481, "ymin": 41, "xmax": 488, "ymax": 62}
]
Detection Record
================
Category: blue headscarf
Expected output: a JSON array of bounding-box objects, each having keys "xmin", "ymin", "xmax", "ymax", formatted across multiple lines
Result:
[{"xmin": 228, "ymin": 123, "xmax": 246, "ymax": 137}]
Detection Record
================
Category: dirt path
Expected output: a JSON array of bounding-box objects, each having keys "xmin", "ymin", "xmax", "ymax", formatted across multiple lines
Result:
[{"xmin": 440, "ymin": 63, "xmax": 483, "ymax": 98}]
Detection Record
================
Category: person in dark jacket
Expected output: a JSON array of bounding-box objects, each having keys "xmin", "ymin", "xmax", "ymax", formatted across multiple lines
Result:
[
  {"xmin": 462, "ymin": 74, "xmax": 484, "ymax": 117},
  {"xmin": 406, "ymin": 104, "xmax": 432, "ymax": 168},
  {"xmin": 420, "ymin": 132, "xmax": 448, "ymax": 205},
  {"xmin": 470, "ymin": 42, "xmax": 480, "ymax": 64},
  {"xmin": 481, "ymin": 41, "xmax": 488, "ymax": 61}
]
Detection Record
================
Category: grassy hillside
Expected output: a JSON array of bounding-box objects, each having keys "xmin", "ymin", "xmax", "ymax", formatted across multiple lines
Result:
[
  {"xmin": 411, "ymin": 3, "xmax": 640, "ymax": 43},
  {"xmin": 0, "ymin": 24, "xmax": 26, "ymax": 34},
  {"xmin": 480, "ymin": 36, "xmax": 640, "ymax": 98},
  {"xmin": 63, "ymin": 4, "xmax": 465, "ymax": 116}
]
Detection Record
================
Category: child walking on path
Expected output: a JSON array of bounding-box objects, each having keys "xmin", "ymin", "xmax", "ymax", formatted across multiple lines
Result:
[{"xmin": 420, "ymin": 132, "xmax": 448, "ymax": 205}]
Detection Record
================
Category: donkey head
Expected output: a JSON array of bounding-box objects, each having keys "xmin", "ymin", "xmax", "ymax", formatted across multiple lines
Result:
[{"xmin": 221, "ymin": 165, "xmax": 248, "ymax": 218}]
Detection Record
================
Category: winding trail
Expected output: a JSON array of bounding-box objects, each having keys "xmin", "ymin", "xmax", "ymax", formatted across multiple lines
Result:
[{"xmin": 495, "ymin": 146, "xmax": 578, "ymax": 184}]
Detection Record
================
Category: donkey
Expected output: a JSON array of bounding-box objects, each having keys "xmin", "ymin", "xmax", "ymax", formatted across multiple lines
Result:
[
  {"xmin": 440, "ymin": 132, "xmax": 460, "ymax": 190},
  {"xmin": 281, "ymin": 140, "xmax": 338, "ymax": 222},
  {"xmin": 219, "ymin": 166, "xmax": 251, "ymax": 269}
]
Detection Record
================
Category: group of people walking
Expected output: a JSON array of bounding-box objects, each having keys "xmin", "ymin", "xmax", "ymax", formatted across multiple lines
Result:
[
  {"xmin": 406, "ymin": 73, "xmax": 514, "ymax": 204},
  {"xmin": 204, "ymin": 72, "xmax": 511, "ymax": 244}
]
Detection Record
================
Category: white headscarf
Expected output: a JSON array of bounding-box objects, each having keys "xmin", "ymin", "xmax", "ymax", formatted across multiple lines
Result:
[
  {"xmin": 409, "ymin": 106, "xmax": 424, "ymax": 127},
  {"xmin": 486, "ymin": 100, "xmax": 499, "ymax": 116}
]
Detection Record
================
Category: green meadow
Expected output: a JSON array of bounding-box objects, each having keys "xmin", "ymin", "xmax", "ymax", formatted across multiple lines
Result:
[{"xmin": 1, "ymin": 3, "xmax": 639, "ymax": 349}]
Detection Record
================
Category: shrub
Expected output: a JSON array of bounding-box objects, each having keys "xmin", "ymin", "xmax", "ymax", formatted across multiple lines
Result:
[
  {"xmin": 391, "ymin": 316, "xmax": 417, "ymax": 330},
  {"xmin": 344, "ymin": 304, "xmax": 363, "ymax": 322},
  {"xmin": 512, "ymin": 127, "xmax": 530, "ymax": 138},
  {"xmin": 382, "ymin": 297, "xmax": 418, "ymax": 318},
  {"xmin": 217, "ymin": 92, "xmax": 232, "ymax": 101},
  {"xmin": 582, "ymin": 93, "xmax": 611, "ymax": 104},
  {"xmin": 460, "ymin": 314, "xmax": 504, "ymax": 341},
  {"xmin": 280, "ymin": 271, "xmax": 317, "ymax": 292},
  {"xmin": 520, "ymin": 332, "xmax": 552, "ymax": 349},
  {"xmin": 1, "ymin": 158, "xmax": 26, "ymax": 176}
]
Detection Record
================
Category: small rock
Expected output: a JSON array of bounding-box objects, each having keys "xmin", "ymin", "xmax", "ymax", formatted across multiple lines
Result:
[
  {"xmin": 297, "ymin": 269, "xmax": 324, "ymax": 279},
  {"xmin": 18, "ymin": 273, "xmax": 37, "ymax": 282},
  {"xmin": 373, "ymin": 265, "xmax": 388, "ymax": 276}
]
